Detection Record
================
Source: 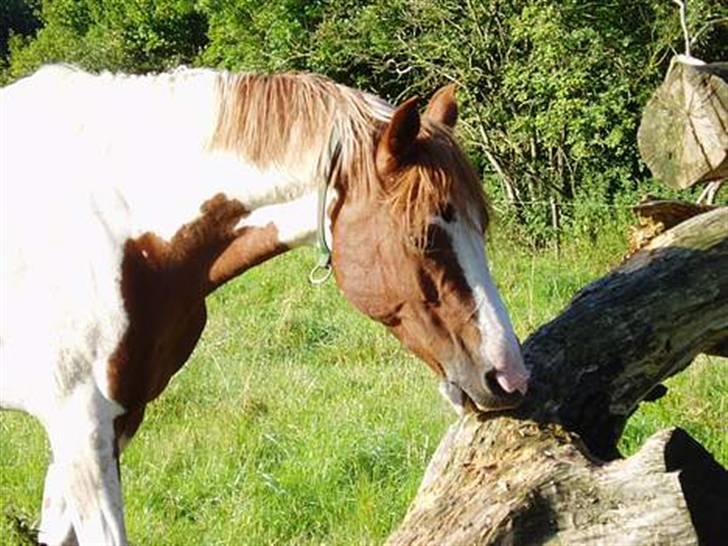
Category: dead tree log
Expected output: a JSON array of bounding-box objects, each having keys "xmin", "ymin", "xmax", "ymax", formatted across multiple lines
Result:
[
  {"xmin": 387, "ymin": 207, "xmax": 728, "ymax": 546},
  {"xmin": 638, "ymin": 57, "xmax": 728, "ymax": 191}
]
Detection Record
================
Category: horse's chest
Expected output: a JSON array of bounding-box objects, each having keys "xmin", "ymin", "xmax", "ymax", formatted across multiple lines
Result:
[{"xmin": 106, "ymin": 235, "xmax": 211, "ymax": 410}]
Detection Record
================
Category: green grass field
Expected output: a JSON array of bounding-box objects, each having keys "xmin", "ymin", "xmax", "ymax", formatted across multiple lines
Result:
[{"xmin": 1, "ymin": 226, "xmax": 725, "ymax": 545}]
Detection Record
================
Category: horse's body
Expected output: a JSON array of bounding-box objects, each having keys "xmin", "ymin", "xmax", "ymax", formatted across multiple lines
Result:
[{"xmin": 0, "ymin": 65, "xmax": 528, "ymax": 545}]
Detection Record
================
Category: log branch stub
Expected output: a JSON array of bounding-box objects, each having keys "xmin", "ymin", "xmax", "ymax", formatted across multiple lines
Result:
[
  {"xmin": 638, "ymin": 57, "xmax": 728, "ymax": 190},
  {"xmin": 628, "ymin": 197, "xmax": 717, "ymax": 254}
]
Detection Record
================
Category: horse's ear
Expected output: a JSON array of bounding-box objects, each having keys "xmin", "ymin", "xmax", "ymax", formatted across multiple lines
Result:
[
  {"xmin": 426, "ymin": 84, "xmax": 458, "ymax": 128},
  {"xmin": 376, "ymin": 97, "xmax": 420, "ymax": 176}
]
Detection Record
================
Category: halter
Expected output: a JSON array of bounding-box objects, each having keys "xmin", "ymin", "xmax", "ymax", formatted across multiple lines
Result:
[{"xmin": 308, "ymin": 143, "xmax": 341, "ymax": 285}]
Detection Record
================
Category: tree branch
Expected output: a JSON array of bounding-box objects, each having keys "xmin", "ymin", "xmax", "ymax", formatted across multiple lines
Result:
[{"xmin": 522, "ymin": 207, "xmax": 728, "ymax": 459}]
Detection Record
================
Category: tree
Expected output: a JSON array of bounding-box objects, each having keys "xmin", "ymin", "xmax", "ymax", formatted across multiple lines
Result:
[
  {"xmin": 4, "ymin": 0, "xmax": 208, "ymax": 78},
  {"xmin": 0, "ymin": 0, "xmax": 40, "ymax": 83}
]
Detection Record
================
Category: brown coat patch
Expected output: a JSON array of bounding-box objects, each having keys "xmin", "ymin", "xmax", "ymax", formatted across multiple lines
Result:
[
  {"xmin": 332, "ymin": 198, "xmax": 480, "ymax": 379},
  {"xmin": 108, "ymin": 194, "xmax": 287, "ymax": 410}
]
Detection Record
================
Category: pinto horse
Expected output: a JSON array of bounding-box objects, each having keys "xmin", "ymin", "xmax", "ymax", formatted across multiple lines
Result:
[{"xmin": 0, "ymin": 65, "xmax": 528, "ymax": 545}]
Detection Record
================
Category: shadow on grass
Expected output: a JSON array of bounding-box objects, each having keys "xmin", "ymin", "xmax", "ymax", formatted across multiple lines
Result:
[{"xmin": 4, "ymin": 506, "xmax": 37, "ymax": 545}]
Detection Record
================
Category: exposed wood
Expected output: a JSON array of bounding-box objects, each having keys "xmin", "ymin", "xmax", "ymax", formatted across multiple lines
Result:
[
  {"xmin": 387, "ymin": 208, "xmax": 728, "ymax": 546},
  {"xmin": 638, "ymin": 57, "xmax": 728, "ymax": 190},
  {"xmin": 388, "ymin": 421, "xmax": 726, "ymax": 546},
  {"xmin": 628, "ymin": 196, "xmax": 717, "ymax": 254}
]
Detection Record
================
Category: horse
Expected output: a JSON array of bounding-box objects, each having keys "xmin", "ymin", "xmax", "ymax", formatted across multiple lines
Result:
[{"xmin": 0, "ymin": 65, "xmax": 529, "ymax": 545}]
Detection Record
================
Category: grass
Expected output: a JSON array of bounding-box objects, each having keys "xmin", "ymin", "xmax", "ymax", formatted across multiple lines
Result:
[{"xmin": 1, "ymin": 225, "xmax": 725, "ymax": 545}]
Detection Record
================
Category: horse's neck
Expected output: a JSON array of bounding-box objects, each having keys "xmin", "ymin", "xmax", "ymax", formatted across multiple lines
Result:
[
  {"xmin": 111, "ymin": 150, "xmax": 326, "ymax": 295},
  {"xmin": 116, "ymin": 151, "xmax": 316, "ymax": 236},
  {"xmin": 207, "ymin": 189, "xmax": 329, "ymax": 289}
]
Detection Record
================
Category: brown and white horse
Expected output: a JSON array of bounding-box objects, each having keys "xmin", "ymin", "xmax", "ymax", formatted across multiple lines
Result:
[{"xmin": 0, "ymin": 65, "xmax": 528, "ymax": 545}]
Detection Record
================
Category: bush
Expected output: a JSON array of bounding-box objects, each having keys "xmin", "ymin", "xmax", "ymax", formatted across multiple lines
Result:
[
  {"xmin": 4, "ymin": 0, "xmax": 208, "ymax": 77},
  {"xmin": 3, "ymin": 0, "xmax": 727, "ymax": 243}
]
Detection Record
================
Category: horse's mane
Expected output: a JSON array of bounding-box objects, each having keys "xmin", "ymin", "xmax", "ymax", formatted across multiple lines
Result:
[{"xmin": 210, "ymin": 72, "xmax": 489, "ymax": 245}]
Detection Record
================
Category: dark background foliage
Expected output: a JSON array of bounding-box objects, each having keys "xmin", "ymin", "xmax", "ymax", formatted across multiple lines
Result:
[{"xmin": 2, "ymin": 0, "xmax": 726, "ymax": 244}]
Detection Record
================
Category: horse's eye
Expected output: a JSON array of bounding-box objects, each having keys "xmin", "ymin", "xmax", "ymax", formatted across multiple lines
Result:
[
  {"xmin": 424, "ymin": 225, "xmax": 445, "ymax": 256},
  {"xmin": 441, "ymin": 203, "xmax": 455, "ymax": 223}
]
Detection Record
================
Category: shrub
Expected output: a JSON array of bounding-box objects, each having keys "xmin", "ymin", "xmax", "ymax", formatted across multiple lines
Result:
[{"xmin": 4, "ymin": 0, "xmax": 726, "ymax": 242}]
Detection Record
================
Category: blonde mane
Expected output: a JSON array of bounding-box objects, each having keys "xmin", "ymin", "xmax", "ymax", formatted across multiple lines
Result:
[{"xmin": 210, "ymin": 72, "xmax": 489, "ymax": 247}]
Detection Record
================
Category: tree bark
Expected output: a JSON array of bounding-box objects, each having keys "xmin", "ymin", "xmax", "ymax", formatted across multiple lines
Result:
[
  {"xmin": 637, "ymin": 57, "xmax": 728, "ymax": 190},
  {"xmin": 387, "ymin": 207, "xmax": 728, "ymax": 546}
]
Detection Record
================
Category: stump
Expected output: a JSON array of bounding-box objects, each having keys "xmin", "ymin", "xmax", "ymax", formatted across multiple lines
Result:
[
  {"xmin": 638, "ymin": 56, "xmax": 728, "ymax": 190},
  {"xmin": 387, "ymin": 207, "xmax": 728, "ymax": 545}
]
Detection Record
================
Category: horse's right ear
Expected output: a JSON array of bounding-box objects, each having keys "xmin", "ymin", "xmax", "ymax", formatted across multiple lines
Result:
[
  {"xmin": 426, "ymin": 84, "xmax": 458, "ymax": 128},
  {"xmin": 376, "ymin": 97, "xmax": 420, "ymax": 177}
]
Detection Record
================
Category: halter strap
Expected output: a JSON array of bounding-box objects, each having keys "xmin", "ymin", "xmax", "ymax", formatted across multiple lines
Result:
[{"xmin": 309, "ymin": 143, "xmax": 341, "ymax": 285}]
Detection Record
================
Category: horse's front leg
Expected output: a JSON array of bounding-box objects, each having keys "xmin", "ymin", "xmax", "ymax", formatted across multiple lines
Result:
[
  {"xmin": 38, "ymin": 405, "xmax": 145, "ymax": 546},
  {"xmin": 38, "ymin": 460, "xmax": 77, "ymax": 546},
  {"xmin": 41, "ymin": 384, "xmax": 127, "ymax": 546}
]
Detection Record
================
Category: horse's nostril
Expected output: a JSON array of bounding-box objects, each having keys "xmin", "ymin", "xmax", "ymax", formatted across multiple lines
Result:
[
  {"xmin": 474, "ymin": 369, "xmax": 525, "ymax": 412},
  {"xmin": 485, "ymin": 369, "xmax": 524, "ymax": 400},
  {"xmin": 484, "ymin": 369, "xmax": 507, "ymax": 397}
]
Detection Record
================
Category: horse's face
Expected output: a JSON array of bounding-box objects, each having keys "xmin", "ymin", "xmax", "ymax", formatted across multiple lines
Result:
[{"xmin": 332, "ymin": 86, "xmax": 529, "ymax": 412}]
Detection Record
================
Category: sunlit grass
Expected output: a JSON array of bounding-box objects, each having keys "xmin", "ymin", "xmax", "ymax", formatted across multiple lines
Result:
[{"xmin": 1, "ymin": 226, "xmax": 725, "ymax": 545}]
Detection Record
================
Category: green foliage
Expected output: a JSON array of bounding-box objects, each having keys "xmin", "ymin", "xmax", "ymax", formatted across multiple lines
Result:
[
  {"xmin": 5, "ymin": 0, "xmax": 208, "ymax": 78},
  {"xmin": 0, "ymin": 0, "xmax": 40, "ymax": 84},
  {"xmin": 1, "ymin": 0, "xmax": 40, "ymax": 59},
  {"xmin": 3, "ymin": 0, "xmax": 727, "ymax": 239},
  {"xmin": 197, "ymin": 0, "xmax": 323, "ymax": 71}
]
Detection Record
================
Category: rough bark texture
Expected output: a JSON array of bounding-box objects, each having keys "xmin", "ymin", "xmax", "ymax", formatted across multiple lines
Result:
[
  {"xmin": 638, "ymin": 57, "xmax": 728, "ymax": 190},
  {"xmin": 387, "ymin": 207, "xmax": 728, "ymax": 546}
]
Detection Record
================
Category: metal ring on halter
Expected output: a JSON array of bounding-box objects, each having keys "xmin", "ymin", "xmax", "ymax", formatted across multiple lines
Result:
[{"xmin": 309, "ymin": 262, "xmax": 333, "ymax": 285}]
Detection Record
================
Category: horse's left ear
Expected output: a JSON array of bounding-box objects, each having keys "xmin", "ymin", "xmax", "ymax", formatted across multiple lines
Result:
[
  {"xmin": 376, "ymin": 96, "xmax": 421, "ymax": 176},
  {"xmin": 426, "ymin": 84, "xmax": 458, "ymax": 128}
]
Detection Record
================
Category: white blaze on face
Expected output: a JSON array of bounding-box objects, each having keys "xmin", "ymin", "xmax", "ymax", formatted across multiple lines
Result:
[{"xmin": 440, "ymin": 215, "xmax": 529, "ymax": 396}]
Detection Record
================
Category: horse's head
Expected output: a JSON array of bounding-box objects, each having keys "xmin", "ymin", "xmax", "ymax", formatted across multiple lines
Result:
[{"xmin": 331, "ymin": 86, "xmax": 528, "ymax": 413}]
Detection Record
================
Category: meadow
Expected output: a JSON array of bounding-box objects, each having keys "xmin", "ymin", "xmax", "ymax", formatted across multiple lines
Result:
[{"xmin": 1, "ymin": 223, "xmax": 726, "ymax": 546}]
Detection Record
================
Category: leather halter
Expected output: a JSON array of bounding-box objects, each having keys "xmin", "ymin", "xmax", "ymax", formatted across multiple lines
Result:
[{"xmin": 309, "ymin": 143, "xmax": 341, "ymax": 285}]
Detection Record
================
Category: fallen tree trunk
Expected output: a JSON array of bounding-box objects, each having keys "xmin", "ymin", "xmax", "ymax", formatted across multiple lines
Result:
[{"xmin": 387, "ymin": 207, "xmax": 728, "ymax": 546}]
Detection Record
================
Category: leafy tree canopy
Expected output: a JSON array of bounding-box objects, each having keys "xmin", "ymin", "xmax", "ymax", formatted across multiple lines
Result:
[{"xmin": 2, "ymin": 0, "xmax": 726, "ymax": 242}]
